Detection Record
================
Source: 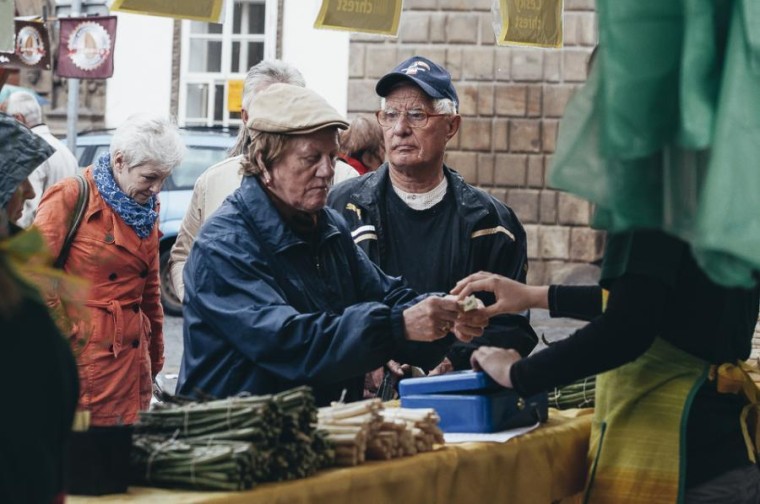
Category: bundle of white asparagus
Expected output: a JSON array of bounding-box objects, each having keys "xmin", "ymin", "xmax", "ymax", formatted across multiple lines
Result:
[
  {"xmin": 380, "ymin": 407, "xmax": 444, "ymax": 455},
  {"xmin": 317, "ymin": 399, "xmax": 444, "ymax": 466},
  {"xmin": 317, "ymin": 398, "xmax": 382, "ymax": 466}
]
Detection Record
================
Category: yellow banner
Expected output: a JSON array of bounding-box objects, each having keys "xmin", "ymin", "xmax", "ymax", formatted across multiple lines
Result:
[
  {"xmin": 314, "ymin": 0, "xmax": 402, "ymax": 37},
  {"xmin": 227, "ymin": 79, "xmax": 243, "ymax": 112},
  {"xmin": 109, "ymin": 0, "xmax": 225, "ymax": 23},
  {"xmin": 496, "ymin": 0, "xmax": 563, "ymax": 49}
]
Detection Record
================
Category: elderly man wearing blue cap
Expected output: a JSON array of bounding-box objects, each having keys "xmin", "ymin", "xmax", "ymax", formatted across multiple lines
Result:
[
  {"xmin": 177, "ymin": 83, "xmax": 487, "ymax": 406},
  {"xmin": 329, "ymin": 56, "xmax": 536, "ymax": 391}
]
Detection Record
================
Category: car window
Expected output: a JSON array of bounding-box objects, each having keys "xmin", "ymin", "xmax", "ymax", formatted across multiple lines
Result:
[
  {"xmin": 170, "ymin": 146, "xmax": 229, "ymax": 190},
  {"xmin": 92, "ymin": 145, "xmax": 110, "ymax": 164}
]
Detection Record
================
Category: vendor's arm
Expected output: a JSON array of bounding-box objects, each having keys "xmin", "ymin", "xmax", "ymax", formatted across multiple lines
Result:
[
  {"xmin": 453, "ymin": 272, "xmax": 603, "ymax": 321},
  {"xmin": 475, "ymin": 273, "xmax": 668, "ymax": 396}
]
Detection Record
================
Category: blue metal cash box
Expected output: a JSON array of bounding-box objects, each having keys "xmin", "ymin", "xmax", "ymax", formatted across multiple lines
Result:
[{"xmin": 399, "ymin": 370, "xmax": 548, "ymax": 433}]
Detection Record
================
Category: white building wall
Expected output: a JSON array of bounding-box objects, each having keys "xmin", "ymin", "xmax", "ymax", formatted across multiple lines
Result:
[
  {"xmin": 105, "ymin": 2, "xmax": 349, "ymax": 125},
  {"xmin": 281, "ymin": 0, "xmax": 349, "ymax": 114},
  {"xmin": 105, "ymin": 12, "xmax": 174, "ymax": 127}
]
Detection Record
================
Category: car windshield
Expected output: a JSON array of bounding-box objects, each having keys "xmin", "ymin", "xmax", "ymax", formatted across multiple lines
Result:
[{"xmin": 169, "ymin": 146, "xmax": 229, "ymax": 190}]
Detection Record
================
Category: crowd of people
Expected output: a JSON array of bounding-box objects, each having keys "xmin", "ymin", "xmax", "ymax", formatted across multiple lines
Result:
[{"xmin": 1, "ymin": 48, "xmax": 759, "ymax": 504}]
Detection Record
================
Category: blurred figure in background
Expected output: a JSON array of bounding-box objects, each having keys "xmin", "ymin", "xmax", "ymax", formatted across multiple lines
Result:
[
  {"xmin": 338, "ymin": 115, "xmax": 385, "ymax": 176},
  {"xmin": 169, "ymin": 59, "xmax": 305, "ymax": 304},
  {"xmin": 5, "ymin": 91, "xmax": 78, "ymax": 228},
  {"xmin": 34, "ymin": 114, "xmax": 184, "ymax": 426},
  {"xmin": 0, "ymin": 113, "xmax": 79, "ymax": 504}
]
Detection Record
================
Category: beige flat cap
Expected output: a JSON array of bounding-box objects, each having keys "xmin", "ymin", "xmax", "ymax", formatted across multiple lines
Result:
[{"xmin": 246, "ymin": 83, "xmax": 349, "ymax": 135}]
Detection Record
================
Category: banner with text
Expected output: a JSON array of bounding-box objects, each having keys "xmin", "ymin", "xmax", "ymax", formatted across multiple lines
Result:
[
  {"xmin": 0, "ymin": 20, "xmax": 51, "ymax": 70},
  {"xmin": 57, "ymin": 16, "xmax": 117, "ymax": 79},
  {"xmin": 314, "ymin": 0, "xmax": 402, "ymax": 36},
  {"xmin": 493, "ymin": 0, "xmax": 563, "ymax": 48},
  {"xmin": 109, "ymin": 0, "xmax": 226, "ymax": 23}
]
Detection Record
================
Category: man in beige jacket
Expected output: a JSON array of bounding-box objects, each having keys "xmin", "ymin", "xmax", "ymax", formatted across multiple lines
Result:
[{"xmin": 168, "ymin": 60, "xmax": 306, "ymax": 302}]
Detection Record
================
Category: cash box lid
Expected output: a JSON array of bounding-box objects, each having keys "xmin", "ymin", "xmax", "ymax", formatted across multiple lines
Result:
[{"xmin": 398, "ymin": 370, "xmax": 503, "ymax": 396}]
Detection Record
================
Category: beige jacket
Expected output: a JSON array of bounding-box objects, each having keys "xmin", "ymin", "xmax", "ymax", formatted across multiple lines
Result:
[{"xmin": 169, "ymin": 155, "xmax": 244, "ymax": 301}]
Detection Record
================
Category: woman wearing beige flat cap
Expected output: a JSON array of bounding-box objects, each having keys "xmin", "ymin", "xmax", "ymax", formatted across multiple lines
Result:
[{"xmin": 177, "ymin": 84, "xmax": 487, "ymax": 406}]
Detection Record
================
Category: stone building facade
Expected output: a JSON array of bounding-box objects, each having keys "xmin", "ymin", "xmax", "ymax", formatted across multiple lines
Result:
[{"xmin": 345, "ymin": 0, "xmax": 603, "ymax": 285}]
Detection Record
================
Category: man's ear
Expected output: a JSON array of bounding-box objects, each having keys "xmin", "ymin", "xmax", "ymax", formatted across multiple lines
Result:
[
  {"xmin": 241, "ymin": 108, "xmax": 249, "ymax": 125},
  {"xmin": 445, "ymin": 115, "xmax": 461, "ymax": 142}
]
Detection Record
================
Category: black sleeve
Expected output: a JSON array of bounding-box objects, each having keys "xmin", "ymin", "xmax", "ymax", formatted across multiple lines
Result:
[
  {"xmin": 548, "ymin": 285, "xmax": 603, "ymax": 321},
  {"xmin": 510, "ymin": 274, "xmax": 669, "ymax": 397}
]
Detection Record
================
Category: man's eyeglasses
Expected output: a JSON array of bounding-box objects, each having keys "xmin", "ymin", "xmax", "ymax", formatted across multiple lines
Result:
[{"xmin": 375, "ymin": 109, "xmax": 449, "ymax": 129}]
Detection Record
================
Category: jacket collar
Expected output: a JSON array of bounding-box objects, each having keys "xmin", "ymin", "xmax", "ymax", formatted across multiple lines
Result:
[
  {"xmin": 81, "ymin": 167, "xmax": 157, "ymax": 256},
  {"xmin": 235, "ymin": 175, "xmax": 340, "ymax": 254},
  {"xmin": 351, "ymin": 163, "xmax": 488, "ymax": 224}
]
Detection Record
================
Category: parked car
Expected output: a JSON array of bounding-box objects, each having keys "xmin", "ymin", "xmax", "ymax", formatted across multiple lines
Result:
[{"xmin": 76, "ymin": 127, "xmax": 238, "ymax": 316}]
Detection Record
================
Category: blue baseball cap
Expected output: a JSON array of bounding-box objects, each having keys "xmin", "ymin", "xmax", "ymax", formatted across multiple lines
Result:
[{"xmin": 375, "ymin": 56, "xmax": 459, "ymax": 107}]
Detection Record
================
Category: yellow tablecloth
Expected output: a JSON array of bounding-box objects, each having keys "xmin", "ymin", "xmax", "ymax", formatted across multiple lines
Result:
[{"xmin": 70, "ymin": 409, "xmax": 592, "ymax": 504}]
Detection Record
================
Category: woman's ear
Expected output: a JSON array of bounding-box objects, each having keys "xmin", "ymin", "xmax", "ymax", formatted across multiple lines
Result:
[
  {"xmin": 112, "ymin": 151, "xmax": 125, "ymax": 173},
  {"xmin": 256, "ymin": 153, "xmax": 271, "ymax": 185}
]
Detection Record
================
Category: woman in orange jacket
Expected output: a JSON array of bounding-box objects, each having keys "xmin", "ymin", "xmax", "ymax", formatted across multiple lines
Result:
[{"xmin": 34, "ymin": 115, "xmax": 184, "ymax": 426}]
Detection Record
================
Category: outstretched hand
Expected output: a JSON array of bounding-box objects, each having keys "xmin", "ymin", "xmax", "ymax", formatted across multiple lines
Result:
[
  {"xmin": 402, "ymin": 295, "xmax": 462, "ymax": 342},
  {"xmin": 403, "ymin": 295, "xmax": 489, "ymax": 343},
  {"xmin": 451, "ymin": 271, "xmax": 549, "ymax": 317}
]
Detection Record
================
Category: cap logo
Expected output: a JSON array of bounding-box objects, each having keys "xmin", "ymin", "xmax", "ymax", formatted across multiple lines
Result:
[{"xmin": 401, "ymin": 61, "xmax": 430, "ymax": 75}]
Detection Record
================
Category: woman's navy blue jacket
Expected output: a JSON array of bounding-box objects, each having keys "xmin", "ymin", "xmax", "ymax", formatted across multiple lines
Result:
[{"xmin": 176, "ymin": 175, "xmax": 446, "ymax": 406}]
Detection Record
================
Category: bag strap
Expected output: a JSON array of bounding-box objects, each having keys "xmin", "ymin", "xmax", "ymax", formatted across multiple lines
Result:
[{"xmin": 54, "ymin": 174, "xmax": 89, "ymax": 269}]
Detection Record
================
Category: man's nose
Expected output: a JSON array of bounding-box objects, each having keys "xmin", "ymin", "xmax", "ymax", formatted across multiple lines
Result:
[{"xmin": 392, "ymin": 113, "xmax": 412, "ymax": 134}]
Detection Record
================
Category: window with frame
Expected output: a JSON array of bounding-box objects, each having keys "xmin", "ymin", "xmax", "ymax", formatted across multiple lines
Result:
[{"xmin": 179, "ymin": 0, "xmax": 277, "ymax": 127}]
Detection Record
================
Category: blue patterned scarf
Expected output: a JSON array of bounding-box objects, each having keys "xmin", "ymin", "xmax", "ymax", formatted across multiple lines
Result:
[{"xmin": 93, "ymin": 153, "xmax": 158, "ymax": 239}]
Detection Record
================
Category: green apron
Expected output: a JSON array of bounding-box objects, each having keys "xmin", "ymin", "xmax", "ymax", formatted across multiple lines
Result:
[
  {"xmin": 585, "ymin": 338, "xmax": 760, "ymax": 504},
  {"xmin": 585, "ymin": 338, "xmax": 708, "ymax": 504}
]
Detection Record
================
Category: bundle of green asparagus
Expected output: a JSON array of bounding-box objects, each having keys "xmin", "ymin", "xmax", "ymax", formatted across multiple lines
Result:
[
  {"xmin": 135, "ymin": 394, "xmax": 282, "ymax": 445},
  {"xmin": 132, "ymin": 387, "xmax": 332, "ymax": 489},
  {"xmin": 130, "ymin": 436, "xmax": 265, "ymax": 491},
  {"xmin": 548, "ymin": 376, "xmax": 596, "ymax": 409},
  {"xmin": 265, "ymin": 387, "xmax": 333, "ymax": 481}
]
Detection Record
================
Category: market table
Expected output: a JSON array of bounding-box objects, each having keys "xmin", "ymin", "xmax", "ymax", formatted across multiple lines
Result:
[{"xmin": 70, "ymin": 409, "xmax": 592, "ymax": 504}]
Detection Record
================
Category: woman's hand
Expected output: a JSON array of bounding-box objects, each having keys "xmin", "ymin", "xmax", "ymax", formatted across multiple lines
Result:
[
  {"xmin": 451, "ymin": 271, "xmax": 549, "ymax": 317},
  {"xmin": 470, "ymin": 346, "xmax": 522, "ymax": 388}
]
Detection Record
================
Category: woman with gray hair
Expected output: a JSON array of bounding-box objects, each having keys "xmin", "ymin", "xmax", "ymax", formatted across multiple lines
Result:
[{"xmin": 34, "ymin": 114, "xmax": 185, "ymax": 426}]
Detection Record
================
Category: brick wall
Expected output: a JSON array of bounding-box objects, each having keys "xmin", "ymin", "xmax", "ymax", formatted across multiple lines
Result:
[{"xmin": 346, "ymin": 0, "xmax": 603, "ymax": 285}]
